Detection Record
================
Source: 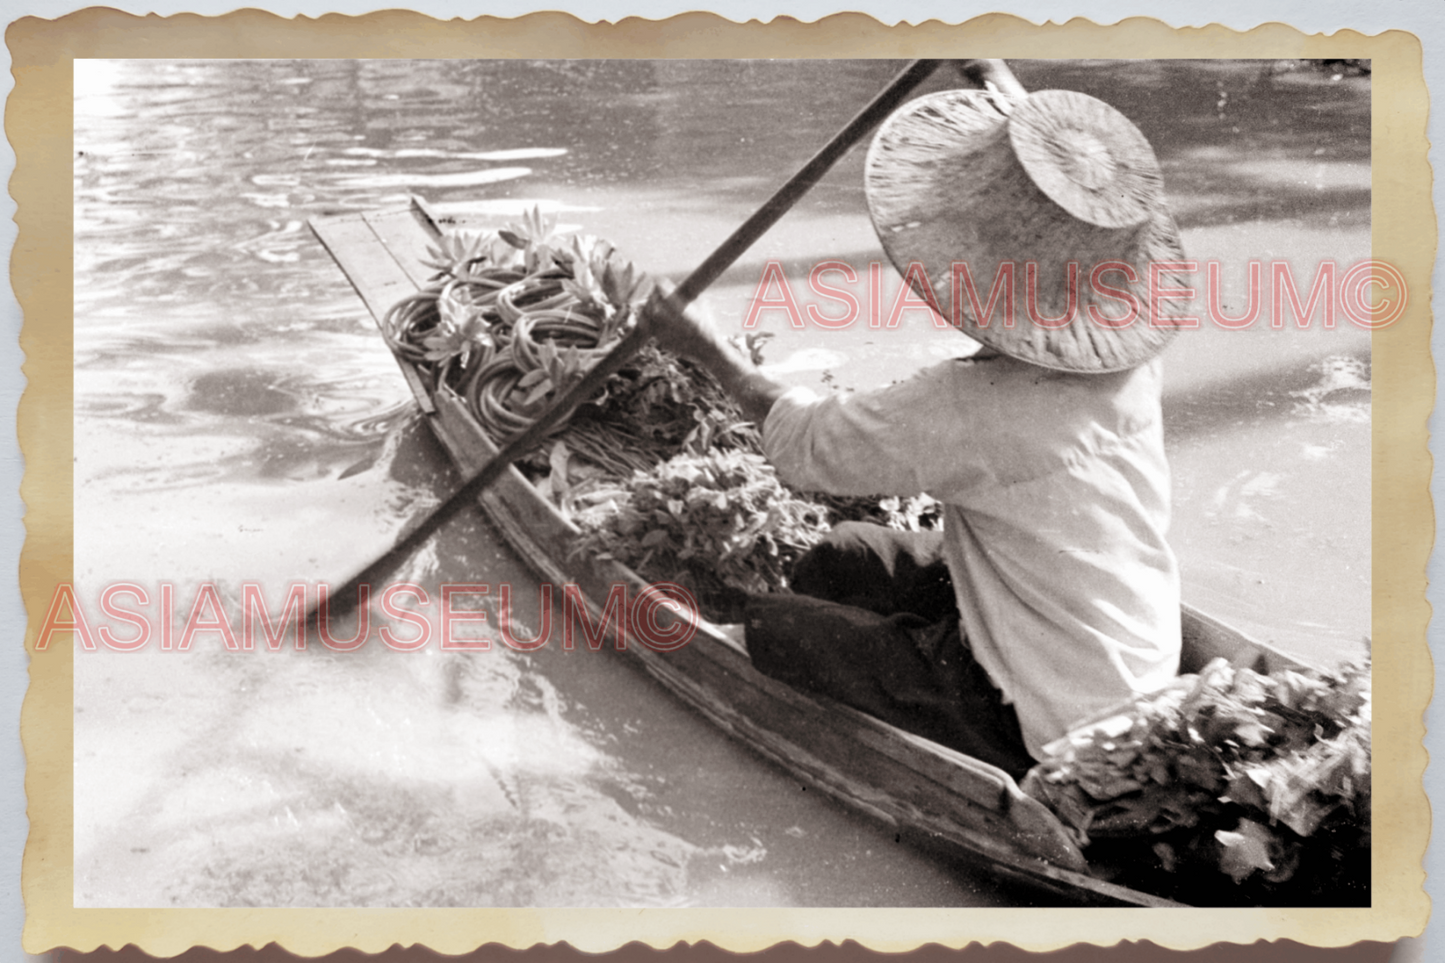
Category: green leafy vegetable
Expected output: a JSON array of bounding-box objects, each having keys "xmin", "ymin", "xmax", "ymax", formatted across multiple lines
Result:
[
  {"xmin": 1021, "ymin": 658, "xmax": 1370, "ymax": 904},
  {"xmin": 571, "ymin": 450, "xmax": 834, "ymax": 604}
]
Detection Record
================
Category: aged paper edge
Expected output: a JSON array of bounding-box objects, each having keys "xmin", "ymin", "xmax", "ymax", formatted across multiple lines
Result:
[{"xmin": 9, "ymin": 8, "xmax": 1433, "ymax": 956}]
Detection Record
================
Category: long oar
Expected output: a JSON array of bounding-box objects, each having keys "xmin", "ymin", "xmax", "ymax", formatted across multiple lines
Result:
[{"xmin": 306, "ymin": 58, "xmax": 967, "ymax": 630}]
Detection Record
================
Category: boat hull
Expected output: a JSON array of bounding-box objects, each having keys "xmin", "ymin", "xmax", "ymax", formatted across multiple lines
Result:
[{"xmin": 310, "ymin": 199, "xmax": 1311, "ymax": 908}]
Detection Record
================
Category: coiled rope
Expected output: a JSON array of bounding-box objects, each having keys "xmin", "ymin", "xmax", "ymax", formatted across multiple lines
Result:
[{"xmin": 380, "ymin": 226, "xmax": 682, "ymax": 481}]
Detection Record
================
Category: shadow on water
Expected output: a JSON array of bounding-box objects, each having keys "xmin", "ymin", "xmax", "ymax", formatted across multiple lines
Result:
[
  {"xmin": 1163, "ymin": 347, "xmax": 1372, "ymax": 438},
  {"xmin": 187, "ymin": 368, "xmax": 297, "ymax": 417},
  {"xmin": 566, "ymin": 59, "xmax": 1373, "ymax": 231},
  {"xmin": 1010, "ymin": 59, "xmax": 1371, "ymax": 162},
  {"xmin": 1011, "ymin": 60, "xmax": 1371, "ymax": 231},
  {"xmin": 661, "ymin": 248, "xmax": 899, "ymax": 306},
  {"xmin": 1170, "ymin": 182, "xmax": 1369, "ymax": 231}
]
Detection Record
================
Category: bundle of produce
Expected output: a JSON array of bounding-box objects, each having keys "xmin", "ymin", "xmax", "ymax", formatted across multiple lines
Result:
[
  {"xmin": 587, "ymin": 344, "xmax": 758, "ymax": 455},
  {"xmin": 384, "ymin": 210, "xmax": 625, "ymax": 379},
  {"xmin": 807, "ymin": 492, "xmax": 944, "ymax": 532},
  {"xmin": 385, "ymin": 217, "xmax": 949, "ymax": 605},
  {"xmin": 569, "ymin": 449, "xmax": 834, "ymax": 608},
  {"xmin": 382, "ymin": 209, "xmax": 656, "ymax": 474},
  {"xmin": 1020, "ymin": 657, "xmax": 1370, "ymax": 904}
]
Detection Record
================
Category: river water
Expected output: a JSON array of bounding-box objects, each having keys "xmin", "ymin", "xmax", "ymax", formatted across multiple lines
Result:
[{"xmin": 72, "ymin": 59, "xmax": 1371, "ymax": 907}]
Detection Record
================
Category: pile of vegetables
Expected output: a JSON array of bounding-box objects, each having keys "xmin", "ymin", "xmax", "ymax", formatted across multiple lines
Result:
[
  {"xmin": 389, "ymin": 214, "xmax": 939, "ymax": 611},
  {"xmin": 570, "ymin": 449, "xmax": 833, "ymax": 606},
  {"xmin": 383, "ymin": 209, "xmax": 664, "ymax": 478},
  {"xmin": 1021, "ymin": 657, "xmax": 1370, "ymax": 905}
]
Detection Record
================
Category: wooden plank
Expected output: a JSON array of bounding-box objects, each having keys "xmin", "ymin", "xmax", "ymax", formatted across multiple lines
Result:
[
  {"xmin": 362, "ymin": 206, "xmax": 443, "ymax": 288},
  {"xmin": 309, "ymin": 213, "xmax": 417, "ymax": 321},
  {"xmin": 1180, "ymin": 604, "xmax": 1313, "ymax": 674},
  {"xmin": 626, "ymin": 642, "xmax": 1127, "ymax": 891},
  {"xmin": 309, "ymin": 211, "xmax": 436, "ymax": 414},
  {"xmin": 412, "ymin": 194, "xmax": 538, "ymax": 235}
]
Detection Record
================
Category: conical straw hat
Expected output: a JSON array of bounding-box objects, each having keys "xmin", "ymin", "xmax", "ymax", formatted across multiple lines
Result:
[{"xmin": 865, "ymin": 88, "xmax": 1188, "ymax": 373}]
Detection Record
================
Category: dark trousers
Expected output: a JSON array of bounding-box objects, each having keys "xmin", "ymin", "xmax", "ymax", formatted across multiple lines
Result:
[{"xmin": 743, "ymin": 522, "xmax": 1035, "ymax": 779}]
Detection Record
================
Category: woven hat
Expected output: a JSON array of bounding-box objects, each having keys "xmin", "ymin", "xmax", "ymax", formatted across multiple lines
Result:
[{"xmin": 865, "ymin": 88, "xmax": 1187, "ymax": 373}]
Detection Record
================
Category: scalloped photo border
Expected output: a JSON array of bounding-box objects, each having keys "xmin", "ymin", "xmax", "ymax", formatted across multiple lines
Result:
[{"xmin": 9, "ymin": 8, "xmax": 1433, "ymax": 956}]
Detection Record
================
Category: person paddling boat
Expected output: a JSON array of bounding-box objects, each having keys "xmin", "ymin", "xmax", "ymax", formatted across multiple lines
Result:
[{"xmin": 643, "ymin": 85, "xmax": 1193, "ymax": 778}]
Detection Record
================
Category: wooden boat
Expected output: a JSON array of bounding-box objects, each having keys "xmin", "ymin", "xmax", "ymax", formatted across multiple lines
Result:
[{"xmin": 309, "ymin": 198, "xmax": 1316, "ymax": 908}]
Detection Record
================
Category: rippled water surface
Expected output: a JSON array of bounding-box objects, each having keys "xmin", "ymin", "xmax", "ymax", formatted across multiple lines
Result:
[{"xmin": 73, "ymin": 59, "xmax": 1371, "ymax": 907}]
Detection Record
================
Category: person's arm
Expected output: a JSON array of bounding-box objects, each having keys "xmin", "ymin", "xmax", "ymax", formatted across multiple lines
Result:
[{"xmin": 639, "ymin": 287, "xmax": 789, "ymax": 427}]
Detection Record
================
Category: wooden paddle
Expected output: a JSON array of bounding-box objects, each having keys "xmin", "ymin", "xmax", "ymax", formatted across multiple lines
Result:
[{"xmin": 307, "ymin": 59, "xmax": 1020, "ymax": 630}]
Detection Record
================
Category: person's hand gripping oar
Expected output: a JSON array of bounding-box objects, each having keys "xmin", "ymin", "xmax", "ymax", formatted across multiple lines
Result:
[{"xmin": 303, "ymin": 59, "xmax": 1022, "ymax": 636}]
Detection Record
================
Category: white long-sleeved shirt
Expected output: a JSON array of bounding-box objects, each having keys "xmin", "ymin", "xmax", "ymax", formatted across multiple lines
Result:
[{"xmin": 762, "ymin": 354, "xmax": 1181, "ymax": 758}]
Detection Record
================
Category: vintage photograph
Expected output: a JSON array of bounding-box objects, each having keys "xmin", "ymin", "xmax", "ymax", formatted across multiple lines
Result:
[{"xmin": 69, "ymin": 57, "xmax": 1374, "ymax": 911}]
